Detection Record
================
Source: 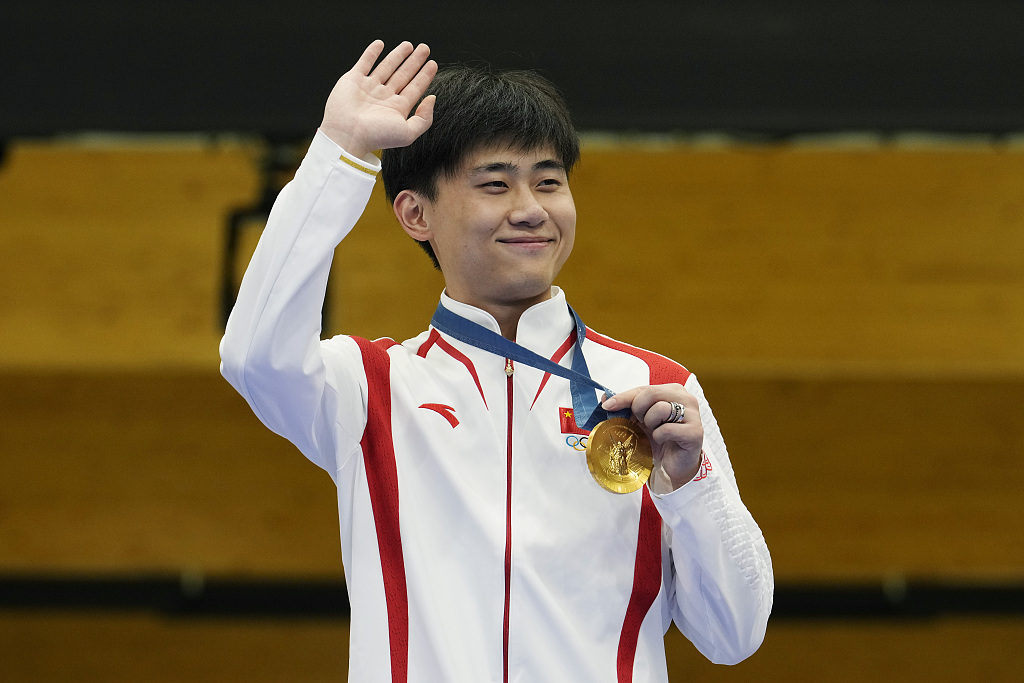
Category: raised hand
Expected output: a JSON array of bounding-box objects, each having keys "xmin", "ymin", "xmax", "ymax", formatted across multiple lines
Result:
[
  {"xmin": 601, "ymin": 384, "xmax": 704, "ymax": 493},
  {"xmin": 319, "ymin": 40, "xmax": 438, "ymax": 161}
]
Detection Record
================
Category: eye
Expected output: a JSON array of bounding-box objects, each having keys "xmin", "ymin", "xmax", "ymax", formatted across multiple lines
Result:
[
  {"xmin": 537, "ymin": 178, "xmax": 562, "ymax": 189},
  {"xmin": 478, "ymin": 180, "xmax": 508, "ymax": 190}
]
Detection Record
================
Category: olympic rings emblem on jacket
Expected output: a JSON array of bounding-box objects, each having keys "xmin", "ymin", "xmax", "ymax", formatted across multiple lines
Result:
[{"xmin": 565, "ymin": 435, "xmax": 588, "ymax": 451}]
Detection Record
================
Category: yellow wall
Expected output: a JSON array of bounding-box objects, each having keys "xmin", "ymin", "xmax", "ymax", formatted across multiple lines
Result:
[
  {"xmin": 3, "ymin": 137, "xmax": 1023, "ymax": 577},
  {"xmin": 2, "ymin": 137, "xmax": 1023, "ymax": 375},
  {"xmin": 2, "ymin": 135, "xmax": 1023, "ymax": 682}
]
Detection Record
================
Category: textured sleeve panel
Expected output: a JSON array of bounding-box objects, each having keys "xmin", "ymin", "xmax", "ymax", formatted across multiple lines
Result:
[
  {"xmin": 650, "ymin": 375, "xmax": 773, "ymax": 665},
  {"xmin": 219, "ymin": 131, "xmax": 380, "ymax": 477},
  {"xmin": 684, "ymin": 374, "xmax": 739, "ymax": 493}
]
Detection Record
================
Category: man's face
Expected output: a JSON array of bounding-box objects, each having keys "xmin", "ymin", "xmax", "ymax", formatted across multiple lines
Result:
[{"xmin": 422, "ymin": 143, "xmax": 577, "ymax": 316}]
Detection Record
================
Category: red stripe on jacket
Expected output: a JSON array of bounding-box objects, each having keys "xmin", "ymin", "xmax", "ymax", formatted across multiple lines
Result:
[
  {"xmin": 353, "ymin": 336, "xmax": 408, "ymax": 683},
  {"xmin": 418, "ymin": 328, "xmax": 489, "ymax": 409},
  {"xmin": 616, "ymin": 489, "xmax": 663, "ymax": 681},
  {"xmin": 529, "ymin": 329, "xmax": 577, "ymax": 410},
  {"xmin": 585, "ymin": 328, "xmax": 692, "ymax": 681}
]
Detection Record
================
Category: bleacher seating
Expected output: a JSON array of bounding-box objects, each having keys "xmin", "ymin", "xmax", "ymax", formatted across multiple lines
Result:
[{"xmin": 2, "ymin": 137, "xmax": 1022, "ymax": 681}]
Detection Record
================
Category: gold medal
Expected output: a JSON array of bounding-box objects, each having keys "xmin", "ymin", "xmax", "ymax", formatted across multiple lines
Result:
[{"xmin": 586, "ymin": 418, "xmax": 653, "ymax": 494}]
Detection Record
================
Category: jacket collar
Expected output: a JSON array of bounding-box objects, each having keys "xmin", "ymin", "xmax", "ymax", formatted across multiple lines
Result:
[{"xmin": 437, "ymin": 287, "xmax": 576, "ymax": 358}]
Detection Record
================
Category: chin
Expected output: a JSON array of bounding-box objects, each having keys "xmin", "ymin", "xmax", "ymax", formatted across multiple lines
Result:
[{"xmin": 500, "ymin": 277, "xmax": 555, "ymax": 305}]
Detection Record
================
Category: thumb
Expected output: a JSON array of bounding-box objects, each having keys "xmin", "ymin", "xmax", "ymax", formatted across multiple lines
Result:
[{"xmin": 406, "ymin": 95, "xmax": 435, "ymax": 138}]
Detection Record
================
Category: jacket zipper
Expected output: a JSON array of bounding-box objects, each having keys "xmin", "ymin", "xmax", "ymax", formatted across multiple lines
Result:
[{"xmin": 503, "ymin": 357, "xmax": 514, "ymax": 683}]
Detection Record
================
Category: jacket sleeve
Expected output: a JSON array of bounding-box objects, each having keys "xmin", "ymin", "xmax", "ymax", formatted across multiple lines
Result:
[
  {"xmin": 219, "ymin": 130, "xmax": 379, "ymax": 479},
  {"xmin": 649, "ymin": 373, "xmax": 774, "ymax": 665}
]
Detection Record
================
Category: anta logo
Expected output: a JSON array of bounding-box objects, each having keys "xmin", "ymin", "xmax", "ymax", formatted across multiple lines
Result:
[{"xmin": 419, "ymin": 403, "xmax": 459, "ymax": 428}]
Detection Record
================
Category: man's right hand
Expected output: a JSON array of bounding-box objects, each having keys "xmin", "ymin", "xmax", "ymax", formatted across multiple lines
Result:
[{"xmin": 319, "ymin": 40, "xmax": 437, "ymax": 162}]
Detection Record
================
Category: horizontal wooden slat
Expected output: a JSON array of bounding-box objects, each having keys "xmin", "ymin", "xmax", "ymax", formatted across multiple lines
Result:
[
  {"xmin": 560, "ymin": 144, "xmax": 1024, "ymax": 375},
  {"xmin": 706, "ymin": 375, "xmax": 1024, "ymax": 580},
  {"xmin": 0, "ymin": 372, "xmax": 340, "ymax": 576},
  {"xmin": 0, "ymin": 613, "xmax": 1021, "ymax": 682},
  {"xmin": 0, "ymin": 140, "xmax": 259, "ymax": 370},
  {"xmin": 1, "ymin": 140, "xmax": 1023, "ymax": 374},
  {"xmin": 2, "ymin": 372, "xmax": 1021, "ymax": 580},
  {"xmin": 666, "ymin": 617, "xmax": 1024, "ymax": 682},
  {"xmin": 0, "ymin": 613, "xmax": 349, "ymax": 683}
]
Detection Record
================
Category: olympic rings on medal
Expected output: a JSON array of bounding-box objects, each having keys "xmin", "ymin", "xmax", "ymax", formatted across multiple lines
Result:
[{"xmin": 565, "ymin": 435, "xmax": 589, "ymax": 451}]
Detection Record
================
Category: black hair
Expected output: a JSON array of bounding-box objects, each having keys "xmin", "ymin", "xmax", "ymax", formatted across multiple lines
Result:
[{"xmin": 381, "ymin": 65, "xmax": 580, "ymax": 270}]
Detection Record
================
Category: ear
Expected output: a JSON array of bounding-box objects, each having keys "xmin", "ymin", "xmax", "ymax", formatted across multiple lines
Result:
[{"xmin": 393, "ymin": 190, "xmax": 433, "ymax": 241}]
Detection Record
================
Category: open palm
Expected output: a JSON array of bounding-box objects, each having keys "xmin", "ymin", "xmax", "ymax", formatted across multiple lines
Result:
[{"xmin": 320, "ymin": 40, "xmax": 437, "ymax": 160}]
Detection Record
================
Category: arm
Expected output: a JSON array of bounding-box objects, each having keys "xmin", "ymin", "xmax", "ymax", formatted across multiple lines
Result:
[
  {"xmin": 603, "ymin": 379, "xmax": 773, "ymax": 664},
  {"xmin": 219, "ymin": 41, "xmax": 437, "ymax": 473}
]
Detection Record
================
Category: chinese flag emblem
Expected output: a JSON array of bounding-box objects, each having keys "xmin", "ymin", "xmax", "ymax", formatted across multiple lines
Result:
[{"xmin": 559, "ymin": 407, "xmax": 590, "ymax": 436}]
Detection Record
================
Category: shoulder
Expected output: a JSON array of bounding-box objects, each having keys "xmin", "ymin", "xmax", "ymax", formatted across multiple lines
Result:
[
  {"xmin": 329, "ymin": 335, "xmax": 400, "ymax": 376},
  {"xmin": 583, "ymin": 327, "xmax": 691, "ymax": 386},
  {"xmin": 320, "ymin": 328, "xmax": 435, "ymax": 371}
]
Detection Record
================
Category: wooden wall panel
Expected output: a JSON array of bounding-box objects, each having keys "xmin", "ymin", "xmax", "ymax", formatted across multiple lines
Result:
[
  {"xmin": 0, "ymin": 373, "xmax": 341, "ymax": 576},
  {"xmin": 2, "ymin": 140, "xmax": 1022, "ymax": 581},
  {"xmin": 1, "ymin": 373, "xmax": 1021, "ymax": 580},
  {"xmin": 1, "ymin": 140, "xmax": 1023, "ymax": 375},
  {"xmin": 336, "ymin": 143, "xmax": 1024, "ymax": 376},
  {"xmin": 0, "ymin": 140, "xmax": 258, "ymax": 370}
]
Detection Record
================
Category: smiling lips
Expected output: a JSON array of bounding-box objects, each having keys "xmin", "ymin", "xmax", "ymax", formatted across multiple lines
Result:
[{"xmin": 497, "ymin": 236, "xmax": 553, "ymax": 248}]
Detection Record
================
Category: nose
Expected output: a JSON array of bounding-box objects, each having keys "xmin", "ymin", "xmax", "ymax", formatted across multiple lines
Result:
[{"xmin": 508, "ymin": 189, "xmax": 548, "ymax": 227}]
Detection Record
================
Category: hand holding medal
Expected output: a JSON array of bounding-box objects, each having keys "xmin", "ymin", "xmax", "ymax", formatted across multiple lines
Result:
[
  {"xmin": 430, "ymin": 303, "xmax": 702, "ymax": 494},
  {"xmin": 600, "ymin": 385, "xmax": 704, "ymax": 494}
]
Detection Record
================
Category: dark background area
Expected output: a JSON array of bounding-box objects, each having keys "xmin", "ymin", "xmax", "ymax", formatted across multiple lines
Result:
[{"xmin": 2, "ymin": 0, "xmax": 1023, "ymax": 140}]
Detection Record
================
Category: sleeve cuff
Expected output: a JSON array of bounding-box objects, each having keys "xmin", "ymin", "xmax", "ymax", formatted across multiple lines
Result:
[
  {"xmin": 312, "ymin": 129, "xmax": 382, "ymax": 177},
  {"xmin": 648, "ymin": 450, "xmax": 714, "ymax": 505}
]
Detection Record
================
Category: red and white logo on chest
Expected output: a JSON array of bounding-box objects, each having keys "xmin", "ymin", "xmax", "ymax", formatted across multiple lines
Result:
[{"xmin": 419, "ymin": 403, "xmax": 459, "ymax": 428}]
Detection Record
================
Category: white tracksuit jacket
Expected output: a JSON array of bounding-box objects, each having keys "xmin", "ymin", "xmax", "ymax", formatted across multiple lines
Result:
[{"xmin": 220, "ymin": 131, "xmax": 773, "ymax": 682}]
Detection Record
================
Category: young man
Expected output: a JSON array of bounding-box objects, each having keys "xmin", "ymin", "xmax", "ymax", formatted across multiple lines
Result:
[{"xmin": 221, "ymin": 40, "xmax": 772, "ymax": 682}]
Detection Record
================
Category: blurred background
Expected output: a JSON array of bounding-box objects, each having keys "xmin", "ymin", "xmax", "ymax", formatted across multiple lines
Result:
[{"xmin": 1, "ymin": 1, "xmax": 1022, "ymax": 680}]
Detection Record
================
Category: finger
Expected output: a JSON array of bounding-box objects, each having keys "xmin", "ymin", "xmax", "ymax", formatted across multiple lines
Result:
[
  {"xmin": 650, "ymin": 421, "xmax": 702, "ymax": 448},
  {"xmin": 604, "ymin": 384, "xmax": 695, "ymax": 429},
  {"xmin": 386, "ymin": 43, "xmax": 432, "ymax": 93},
  {"xmin": 370, "ymin": 41, "xmax": 415, "ymax": 84},
  {"xmin": 378, "ymin": 95, "xmax": 436, "ymax": 151},
  {"xmin": 602, "ymin": 385, "xmax": 669, "ymax": 417},
  {"xmin": 645, "ymin": 396, "xmax": 699, "ymax": 431},
  {"xmin": 398, "ymin": 57, "xmax": 438, "ymax": 105},
  {"xmin": 404, "ymin": 94, "xmax": 436, "ymax": 140},
  {"xmin": 642, "ymin": 400, "xmax": 675, "ymax": 430},
  {"xmin": 628, "ymin": 383, "xmax": 692, "ymax": 423},
  {"xmin": 351, "ymin": 40, "xmax": 385, "ymax": 77},
  {"xmin": 600, "ymin": 386, "xmax": 648, "ymax": 412},
  {"xmin": 414, "ymin": 93, "xmax": 436, "ymax": 124}
]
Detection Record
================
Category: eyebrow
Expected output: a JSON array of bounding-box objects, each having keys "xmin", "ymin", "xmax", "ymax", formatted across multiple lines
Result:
[{"xmin": 468, "ymin": 159, "xmax": 566, "ymax": 175}]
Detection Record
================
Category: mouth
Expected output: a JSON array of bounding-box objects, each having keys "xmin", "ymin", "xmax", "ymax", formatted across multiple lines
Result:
[{"xmin": 496, "ymin": 237, "xmax": 554, "ymax": 249}]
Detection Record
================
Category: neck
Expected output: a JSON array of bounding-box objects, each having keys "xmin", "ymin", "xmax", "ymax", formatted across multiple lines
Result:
[
  {"xmin": 446, "ymin": 288, "xmax": 554, "ymax": 340},
  {"xmin": 491, "ymin": 304, "xmax": 527, "ymax": 341}
]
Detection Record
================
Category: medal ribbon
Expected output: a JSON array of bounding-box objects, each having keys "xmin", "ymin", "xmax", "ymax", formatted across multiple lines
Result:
[{"xmin": 430, "ymin": 302, "xmax": 630, "ymax": 431}]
